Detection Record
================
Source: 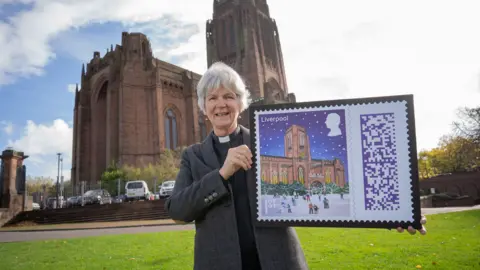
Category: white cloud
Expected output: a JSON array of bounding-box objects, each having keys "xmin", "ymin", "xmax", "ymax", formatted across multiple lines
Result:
[
  {"xmin": 0, "ymin": 0, "xmax": 34, "ymax": 6},
  {"xmin": 0, "ymin": 120, "xmax": 14, "ymax": 135},
  {"xmin": 0, "ymin": 0, "xmax": 210, "ymax": 85},
  {"xmin": 1, "ymin": 0, "xmax": 480, "ymax": 155},
  {"xmin": 67, "ymin": 83, "xmax": 77, "ymax": 93},
  {"xmin": 7, "ymin": 119, "xmax": 72, "ymax": 180}
]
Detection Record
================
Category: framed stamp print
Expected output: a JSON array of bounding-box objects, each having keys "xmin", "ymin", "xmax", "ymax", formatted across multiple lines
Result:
[{"xmin": 248, "ymin": 94, "xmax": 422, "ymax": 230}]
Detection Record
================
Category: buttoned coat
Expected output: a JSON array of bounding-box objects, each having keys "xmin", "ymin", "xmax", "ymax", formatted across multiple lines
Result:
[{"xmin": 165, "ymin": 125, "xmax": 309, "ymax": 270}]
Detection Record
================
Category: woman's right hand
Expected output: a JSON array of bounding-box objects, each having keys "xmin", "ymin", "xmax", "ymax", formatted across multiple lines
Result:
[{"xmin": 219, "ymin": 144, "xmax": 253, "ymax": 180}]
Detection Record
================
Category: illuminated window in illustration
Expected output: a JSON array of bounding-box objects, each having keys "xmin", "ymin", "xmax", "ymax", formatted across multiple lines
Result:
[
  {"xmin": 272, "ymin": 170, "xmax": 278, "ymax": 184},
  {"xmin": 281, "ymin": 169, "xmax": 288, "ymax": 184},
  {"xmin": 298, "ymin": 166, "xmax": 304, "ymax": 184},
  {"xmin": 325, "ymin": 168, "xmax": 331, "ymax": 184},
  {"xmin": 165, "ymin": 109, "xmax": 178, "ymax": 149}
]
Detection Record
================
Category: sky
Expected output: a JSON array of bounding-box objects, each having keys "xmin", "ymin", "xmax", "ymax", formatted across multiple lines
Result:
[{"xmin": 0, "ymin": 0, "xmax": 479, "ymax": 180}]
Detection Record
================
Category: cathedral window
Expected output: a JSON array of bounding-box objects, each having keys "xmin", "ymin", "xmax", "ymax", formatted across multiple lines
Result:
[
  {"xmin": 142, "ymin": 41, "xmax": 147, "ymax": 56},
  {"xmin": 298, "ymin": 166, "xmax": 304, "ymax": 185},
  {"xmin": 229, "ymin": 16, "xmax": 235, "ymax": 49},
  {"xmin": 222, "ymin": 19, "xmax": 228, "ymax": 52},
  {"xmin": 165, "ymin": 109, "xmax": 178, "ymax": 150},
  {"xmin": 299, "ymin": 133, "xmax": 305, "ymax": 148},
  {"xmin": 199, "ymin": 113, "xmax": 207, "ymax": 141},
  {"xmin": 287, "ymin": 133, "xmax": 292, "ymax": 149}
]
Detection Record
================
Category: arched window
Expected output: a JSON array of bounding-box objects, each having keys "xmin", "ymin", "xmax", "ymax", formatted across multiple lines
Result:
[
  {"xmin": 222, "ymin": 19, "xmax": 227, "ymax": 51},
  {"xmin": 198, "ymin": 113, "xmax": 207, "ymax": 141},
  {"xmin": 299, "ymin": 132, "xmax": 305, "ymax": 147},
  {"xmin": 165, "ymin": 109, "xmax": 178, "ymax": 149},
  {"xmin": 287, "ymin": 133, "xmax": 292, "ymax": 149},
  {"xmin": 281, "ymin": 168, "xmax": 288, "ymax": 184},
  {"xmin": 325, "ymin": 168, "xmax": 331, "ymax": 184},
  {"xmin": 298, "ymin": 166, "xmax": 304, "ymax": 185},
  {"xmin": 229, "ymin": 16, "xmax": 236, "ymax": 49},
  {"xmin": 142, "ymin": 42, "xmax": 147, "ymax": 56}
]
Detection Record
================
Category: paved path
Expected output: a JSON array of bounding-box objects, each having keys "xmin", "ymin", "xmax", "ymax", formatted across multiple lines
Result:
[
  {"xmin": 0, "ymin": 223, "xmax": 194, "ymax": 243},
  {"xmin": 1, "ymin": 206, "xmax": 478, "ymax": 243},
  {"xmin": 421, "ymin": 205, "xmax": 480, "ymax": 215}
]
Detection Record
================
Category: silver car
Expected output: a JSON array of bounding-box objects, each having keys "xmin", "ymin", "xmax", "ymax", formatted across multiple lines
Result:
[{"xmin": 159, "ymin": 180, "xmax": 175, "ymax": 198}]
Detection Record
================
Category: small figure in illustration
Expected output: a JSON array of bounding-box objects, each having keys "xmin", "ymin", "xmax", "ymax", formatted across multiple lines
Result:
[
  {"xmin": 313, "ymin": 204, "xmax": 319, "ymax": 214},
  {"xmin": 323, "ymin": 197, "xmax": 330, "ymax": 209},
  {"xmin": 340, "ymin": 191, "xmax": 344, "ymax": 200},
  {"xmin": 287, "ymin": 204, "xmax": 292, "ymax": 213},
  {"xmin": 318, "ymin": 194, "xmax": 321, "ymax": 201},
  {"xmin": 291, "ymin": 197, "xmax": 296, "ymax": 206},
  {"xmin": 325, "ymin": 113, "xmax": 342, "ymax": 137},
  {"xmin": 308, "ymin": 203, "xmax": 313, "ymax": 214}
]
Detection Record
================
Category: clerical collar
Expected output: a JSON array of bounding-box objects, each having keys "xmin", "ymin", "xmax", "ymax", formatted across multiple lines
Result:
[{"xmin": 213, "ymin": 126, "xmax": 241, "ymax": 144}]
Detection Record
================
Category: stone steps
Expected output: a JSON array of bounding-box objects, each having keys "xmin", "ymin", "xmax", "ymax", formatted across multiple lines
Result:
[{"xmin": 2, "ymin": 199, "xmax": 171, "ymax": 227}]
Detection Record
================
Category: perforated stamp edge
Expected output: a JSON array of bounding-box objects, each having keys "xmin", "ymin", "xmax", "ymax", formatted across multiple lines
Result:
[{"xmin": 251, "ymin": 100, "xmax": 414, "ymax": 224}]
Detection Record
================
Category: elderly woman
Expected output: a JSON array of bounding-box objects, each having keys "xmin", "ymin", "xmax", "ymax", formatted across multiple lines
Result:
[{"xmin": 165, "ymin": 62, "xmax": 427, "ymax": 270}]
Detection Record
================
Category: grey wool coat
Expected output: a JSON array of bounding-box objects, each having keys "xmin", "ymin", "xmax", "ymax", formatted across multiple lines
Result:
[{"xmin": 165, "ymin": 125, "xmax": 309, "ymax": 270}]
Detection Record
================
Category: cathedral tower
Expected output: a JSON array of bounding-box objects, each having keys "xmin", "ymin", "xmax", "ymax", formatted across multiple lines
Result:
[
  {"xmin": 71, "ymin": 32, "xmax": 205, "ymax": 189},
  {"xmin": 206, "ymin": 0, "xmax": 295, "ymax": 106}
]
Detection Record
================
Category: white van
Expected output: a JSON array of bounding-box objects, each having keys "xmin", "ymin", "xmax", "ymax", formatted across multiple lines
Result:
[{"xmin": 125, "ymin": 180, "xmax": 150, "ymax": 201}]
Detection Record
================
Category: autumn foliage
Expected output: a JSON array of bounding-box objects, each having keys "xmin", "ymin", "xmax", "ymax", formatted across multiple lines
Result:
[
  {"xmin": 418, "ymin": 106, "xmax": 479, "ymax": 179},
  {"xmin": 100, "ymin": 147, "xmax": 185, "ymax": 193}
]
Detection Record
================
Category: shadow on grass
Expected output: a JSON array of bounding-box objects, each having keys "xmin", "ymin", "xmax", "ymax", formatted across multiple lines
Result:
[{"xmin": 146, "ymin": 257, "xmax": 174, "ymax": 265}]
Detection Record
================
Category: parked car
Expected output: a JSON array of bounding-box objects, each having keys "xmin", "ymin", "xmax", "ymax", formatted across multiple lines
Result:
[
  {"xmin": 125, "ymin": 180, "xmax": 151, "ymax": 201},
  {"xmin": 159, "ymin": 180, "xmax": 175, "ymax": 198},
  {"xmin": 66, "ymin": 196, "xmax": 81, "ymax": 208},
  {"xmin": 112, "ymin": 194, "xmax": 127, "ymax": 203},
  {"xmin": 45, "ymin": 196, "xmax": 65, "ymax": 209},
  {"xmin": 81, "ymin": 189, "xmax": 112, "ymax": 205},
  {"xmin": 32, "ymin": 202, "xmax": 40, "ymax": 210}
]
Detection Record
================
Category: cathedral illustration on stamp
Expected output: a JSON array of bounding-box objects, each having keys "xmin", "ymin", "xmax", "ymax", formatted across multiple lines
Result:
[{"xmin": 248, "ymin": 94, "xmax": 422, "ymax": 230}]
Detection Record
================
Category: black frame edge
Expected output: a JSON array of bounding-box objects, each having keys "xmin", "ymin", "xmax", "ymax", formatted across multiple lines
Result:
[{"xmin": 247, "ymin": 94, "xmax": 422, "ymax": 229}]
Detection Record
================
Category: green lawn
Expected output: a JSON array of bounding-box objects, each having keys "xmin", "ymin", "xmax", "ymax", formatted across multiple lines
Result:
[{"xmin": 0, "ymin": 210, "xmax": 479, "ymax": 270}]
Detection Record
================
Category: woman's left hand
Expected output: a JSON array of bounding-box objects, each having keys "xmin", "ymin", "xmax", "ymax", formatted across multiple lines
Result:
[{"xmin": 396, "ymin": 215, "xmax": 427, "ymax": 235}]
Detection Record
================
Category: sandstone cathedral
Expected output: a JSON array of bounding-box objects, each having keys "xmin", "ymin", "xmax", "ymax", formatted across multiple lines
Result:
[{"xmin": 70, "ymin": 0, "xmax": 296, "ymax": 186}]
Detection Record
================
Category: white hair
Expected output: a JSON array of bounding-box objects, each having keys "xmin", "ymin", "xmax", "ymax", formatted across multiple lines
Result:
[{"xmin": 197, "ymin": 62, "xmax": 251, "ymax": 114}]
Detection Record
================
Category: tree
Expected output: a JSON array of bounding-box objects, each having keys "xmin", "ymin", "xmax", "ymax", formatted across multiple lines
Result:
[
  {"xmin": 26, "ymin": 176, "xmax": 55, "ymax": 193},
  {"xmin": 99, "ymin": 147, "xmax": 184, "ymax": 194},
  {"xmin": 418, "ymin": 135, "xmax": 479, "ymax": 178},
  {"xmin": 101, "ymin": 161, "xmax": 128, "ymax": 195},
  {"xmin": 151, "ymin": 149, "xmax": 181, "ymax": 184},
  {"xmin": 122, "ymin": 164, "xmax": 143, "ymax": 180},
  {"xmin": 418, "ymin": 151, "xmax": 434, "ymax": 179},
  {"xmin": 453, "ymin": 106, "xmax": 480, "ymax": 146}
]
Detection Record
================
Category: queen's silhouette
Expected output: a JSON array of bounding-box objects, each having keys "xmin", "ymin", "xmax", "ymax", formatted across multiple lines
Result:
[{"xmin": 325, "ymin": 113, "xmax": 342, "ymax": 137}]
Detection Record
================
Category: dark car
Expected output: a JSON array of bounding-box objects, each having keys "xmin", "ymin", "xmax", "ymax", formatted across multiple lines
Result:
[
  {"xmin": 66, "ymin": 196, "xmax": 82, "ymax": 208},
  {"xmin": 81, "ymin": 189, "xmax": 112, "ymax": 206}
]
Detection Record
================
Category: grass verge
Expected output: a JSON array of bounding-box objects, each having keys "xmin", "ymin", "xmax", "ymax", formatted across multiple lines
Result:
[{"xmin": 0, "ymin": 210, "xmax": 478, "ymax": 270}]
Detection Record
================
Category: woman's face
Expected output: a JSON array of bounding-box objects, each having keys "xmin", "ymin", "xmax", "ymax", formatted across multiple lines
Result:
[{"xmin": 205, "ymin": 86, "xmax": 241, "ymax": 132}]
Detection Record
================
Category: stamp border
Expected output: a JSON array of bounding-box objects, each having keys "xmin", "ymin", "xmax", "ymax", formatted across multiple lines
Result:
[{"xmin": 248, "ymin": 94, "xmax": 422, "ymax": 230}]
